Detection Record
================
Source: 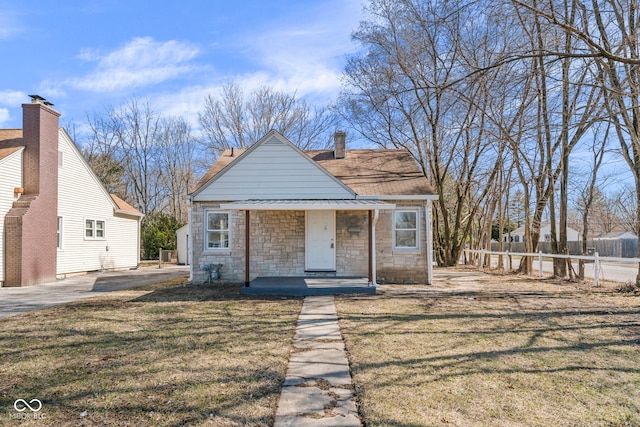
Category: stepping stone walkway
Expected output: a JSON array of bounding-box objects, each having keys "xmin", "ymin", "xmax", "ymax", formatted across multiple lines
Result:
[{"xmin": 274, "ymin": 295, "xmax": 361, "ymax": 427}]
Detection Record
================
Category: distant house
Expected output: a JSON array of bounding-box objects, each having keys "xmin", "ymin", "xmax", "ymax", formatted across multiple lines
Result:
[
  {"xmin": 505, "ymin": 222, "xmax": 580, "ymax": 243},
  {"xmin": 593, "ymin": 231, "xmax": 637, "ymax": 241},
  {"xmin": 188, "ymin": 130, "xmax": 438, "ymax": 285},
  {"xmin": 0, "ymin": 97, "xmax": 143, "ymax": 287}
]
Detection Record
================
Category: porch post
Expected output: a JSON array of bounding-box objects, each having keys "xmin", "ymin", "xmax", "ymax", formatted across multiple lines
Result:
[
  {"xmin": 372, "ymin": 209, "xmax": 379, "ymax": 285},
  {"xmin": 245, "ymin": 210, "xmax": 250, "ymax": 286},
  {"xmin": 368, "ymin": 210, "xmax": 373, "ymax": 285}
]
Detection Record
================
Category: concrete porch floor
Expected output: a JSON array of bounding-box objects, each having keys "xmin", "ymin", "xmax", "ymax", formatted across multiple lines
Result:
[{"xmin": 241, "ymin": 276, "xmax": 376, "ymax": 296}]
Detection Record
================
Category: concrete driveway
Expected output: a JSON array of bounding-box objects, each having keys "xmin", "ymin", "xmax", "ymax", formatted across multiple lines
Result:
[{"xmin": 0, "ymin": 265, "xmax": 189, "ymax": 319}]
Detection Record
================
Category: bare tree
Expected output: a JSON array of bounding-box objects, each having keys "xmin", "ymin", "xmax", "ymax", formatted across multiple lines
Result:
[
  {"xmin": 198, "ymin": 81, "xmax": 337, "ymax": 157},
  {"xmin": 576, "ymin": 123, "xmax": 609, "ymax": 278},
  {"xmin": 85, "ymin": 97, "xmax": 196, "ymax": 219},
  {"xmin": 614, "ymin": 185, "xmax": 639, "ymax": 234},
  {"xmin": 339, "ymin": 0, "xmax": 510, "ymax": 266},
  {"xmin": 156, "ymin": 116, "xmax": 196, "ymax": 224},
  {"xmin": 512, "ymin": 0, "xmax": 640, "ymax": 283}
]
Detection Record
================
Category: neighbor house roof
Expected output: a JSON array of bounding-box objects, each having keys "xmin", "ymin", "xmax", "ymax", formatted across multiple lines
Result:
[
  {"xmin": 594, "ymin": 231, "xmax": 637, "ymax": 240},
  {"xmin": 0, "ymin": 129, "xmax": 24, "ymax": 161},
  {"xmin": 110, "ymin": 194, "xmax": 144, "ymax": 217},
  {"xmin": 1, "ymin": 128, "xmax": 143, "ymax": 217},
  {"xmin": 192, "ymin": 147, "xmax": 435, "ymax": 197}
]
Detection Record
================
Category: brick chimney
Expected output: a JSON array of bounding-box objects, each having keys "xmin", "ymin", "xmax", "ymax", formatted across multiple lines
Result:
[
  {"xmin": 4, "ymin": 96, "xmax": 60, "ymax": 286},
  {"xmin": 334, "ymin": 130, "xmax": 346, "ymax": 159}
]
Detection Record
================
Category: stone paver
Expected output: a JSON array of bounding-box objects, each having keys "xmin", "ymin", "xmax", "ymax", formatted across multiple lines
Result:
[{"xmin": 275, "ymin": 295, "xmax": 361, "ymax": 427}]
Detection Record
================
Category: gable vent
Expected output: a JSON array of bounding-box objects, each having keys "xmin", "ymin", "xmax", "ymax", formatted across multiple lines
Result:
[{"xmin": 264, "ymin": 136, "xmax": 284, "ymax": 145}]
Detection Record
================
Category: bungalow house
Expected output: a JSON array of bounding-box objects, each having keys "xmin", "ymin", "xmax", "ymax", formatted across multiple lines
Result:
[
  {"xmin": 188, "ymin": 130, "xmax": 438, "ymax": 286},
  {"xmin": 0, "ymin": 96, "xmax": 143, "ymax": 287}
]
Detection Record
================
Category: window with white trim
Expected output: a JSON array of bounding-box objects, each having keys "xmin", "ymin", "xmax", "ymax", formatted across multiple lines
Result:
[
  {"xmin": 57, "ymin": 216, "xmax": 63, "ymax": 249},
  {"xmin": 394, "ymin": 210, "xmax": 419, "ymax": 249},
  {"xmin": 85, "ymin": 219, "xmax": 106, "ymax": 240},
  {"xmin": 206, "ymin": 211, "xmax": 230, "ymax": 250}
]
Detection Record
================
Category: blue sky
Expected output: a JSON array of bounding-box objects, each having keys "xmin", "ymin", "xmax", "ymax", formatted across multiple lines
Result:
[{"xmin": 0, "ymin": 0, "xmax": 363, "ymax": 133}]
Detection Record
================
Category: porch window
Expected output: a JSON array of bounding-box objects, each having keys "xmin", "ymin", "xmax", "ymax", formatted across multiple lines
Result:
[
  {"xmin": 206, "ymin": 211, "xmax": 230, "ymax": 250},
  {"xmin": 394, "ymin": 210, "xmax": 419, "ymax": 249}
]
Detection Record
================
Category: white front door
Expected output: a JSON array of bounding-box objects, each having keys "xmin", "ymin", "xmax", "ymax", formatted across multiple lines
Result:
[{"xmin": 306, "ymin": 210, "xmax": 336, "ymax": 271}]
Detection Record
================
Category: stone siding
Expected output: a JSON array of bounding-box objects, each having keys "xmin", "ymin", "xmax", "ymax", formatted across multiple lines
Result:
[
  {"xmin": 336, "ymin": 211, "xmax": 368, "ymax": 276},
  {"xmin": 191, "ymin": 202, "xmax": 429, "ymax": 284},
  {"xmin": 375, "ymin": 203, "xmax": 429, "ymax": 284}
]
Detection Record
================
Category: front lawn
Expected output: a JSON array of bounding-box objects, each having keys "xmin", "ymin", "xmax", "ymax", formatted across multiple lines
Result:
[
  {"xmin": 0, "ymin": 279, "xmax": 302, "ymax": 426},
  {"xmin": 337, "ymin": 268, "xmax": 640, "ymax": 426}
]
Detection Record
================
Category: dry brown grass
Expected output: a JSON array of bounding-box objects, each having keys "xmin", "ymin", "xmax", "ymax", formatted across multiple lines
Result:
[
  {"xmin": 337, "ymin": 267, "xmax": 640, "ymax": 427},
  {"xmin": 0, "ymin": 278, "xmax": 302, "ymax": 426}
]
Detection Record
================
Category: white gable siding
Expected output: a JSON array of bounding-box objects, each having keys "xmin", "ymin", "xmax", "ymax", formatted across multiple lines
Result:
[
  {"xmin": 57, "ymin": 130, "xmax": 139, "ymax": 274},
  {"xmin": 0, "ymin": 149, "xmax": 23, "ymax": 283},
  {"xmin": 193, "ymin": 136, "xmax": 354, "ymax": 201}
]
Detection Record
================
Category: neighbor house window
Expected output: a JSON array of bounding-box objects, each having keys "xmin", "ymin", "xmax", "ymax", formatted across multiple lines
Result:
[
  {"xmin": 206, "ymin": 211, "xmax": 230, "ymax": 250},
  {"xmin": 394, "ymin": 210, "xmax": 419, "ymax": 249},
  {"xmin": 57, "ymin": 216, "xmax": 63, "ymax": 249},
  {"xmin": 85, "ymin": 219, "xmax": 106, "ymax": 240}
]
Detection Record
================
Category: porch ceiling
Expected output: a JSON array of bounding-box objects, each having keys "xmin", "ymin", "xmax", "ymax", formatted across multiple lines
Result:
[{"xmin": 219, "ymin": 199, "xmax": 396, "ymax": 210}]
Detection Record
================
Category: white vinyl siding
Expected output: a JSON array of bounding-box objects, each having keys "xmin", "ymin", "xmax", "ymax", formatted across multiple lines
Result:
[
  {"xmin": 57, "ymin": 130, "xmax": 139, "ymax": 274},
  {"xmin": 0, "ymin": 149, "xmax": 23, "ymax": 283},
  {"xmin": 193, "ymin": 135, "xmax": 354, "ymax": 201}
]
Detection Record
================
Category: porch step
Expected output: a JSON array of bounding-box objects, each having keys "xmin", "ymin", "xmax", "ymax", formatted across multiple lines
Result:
[
  {"xmin": 242, "ymin": 276, "xmax": 375, "ymax": 297},
  {"xmin": 304, "ymin": 271, "xmax": 337, "ymax": 278}
]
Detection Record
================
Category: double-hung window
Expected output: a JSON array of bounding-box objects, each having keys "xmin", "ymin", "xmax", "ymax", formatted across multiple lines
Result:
[
  {"xmin": 394, "ymin": 210, "xmax": 419, "ymax": 250},
  {"xmin": 85, "ymin": 219, "xmax": 106, "ymax": 240},
  {"xmin": 206, "ymin": 211, "xmax": 230, "ymax": 250}
]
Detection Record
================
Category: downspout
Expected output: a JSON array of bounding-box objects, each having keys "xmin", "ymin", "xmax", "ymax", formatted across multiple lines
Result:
[
  {"xmin": 425, "ymin": 200, "xmax": 433, "ymax": 285},
  {"xmin": 187, "ymin": 196, "xmax": 193, "ymax": 282}
]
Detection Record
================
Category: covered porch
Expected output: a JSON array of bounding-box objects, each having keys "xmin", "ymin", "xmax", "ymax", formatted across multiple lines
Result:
[
  {"xmin": 242, "ymin": 276, "xmax": 375, "ymax": 296},
  {"xmin": 219, "ymin": 199, "xmax": 396, "ymax": 290}
]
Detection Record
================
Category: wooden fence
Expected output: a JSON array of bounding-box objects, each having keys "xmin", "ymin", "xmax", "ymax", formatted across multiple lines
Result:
[{"xmin": 491, "ymin": 238, "xmax": 638, "ymax": 258}]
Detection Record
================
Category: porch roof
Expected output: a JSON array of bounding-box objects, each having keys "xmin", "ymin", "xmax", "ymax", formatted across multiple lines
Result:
[{"xmin": 219, "ymin": 199, "xmax": 396, "ymax": 210}]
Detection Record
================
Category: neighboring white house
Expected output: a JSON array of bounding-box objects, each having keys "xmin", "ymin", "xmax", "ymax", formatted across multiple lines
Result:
[
  {"xmin": 176, "ymin": 224, "xmax": 191, "ymax": 265},
  {"xmin": 56, "ymin": 129, "xmax": 143, "ymax": 276},
  {"xmin": 0, "ymin": 142, "xmax": 23, "ymax": 285},
  {"xmin": 506, "ymin": 222, "xmax": 581, "ymax": 243},
  {"xmin": 0, "ymin": 97, "xmax": 143, "ymax": 287}
]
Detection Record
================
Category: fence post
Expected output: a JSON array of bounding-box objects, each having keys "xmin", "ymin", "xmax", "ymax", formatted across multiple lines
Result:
[
  {"xmin": 479, "ymin": 250, "xmax": 484, "ymax": 268},
  {"xmin": 506, "ymin": 250, "xmax": 510, "ymax": 272},
  {"xmin": 158, "ymin": 247, "xmax": 163, "ymax": 269},
  {"xmin": 594, "ymin": 252, "xmax": 599, "ymax": 287},
  {"xmin": 538, "ymin": 251, "xmax": 543, "ymax": 278}
]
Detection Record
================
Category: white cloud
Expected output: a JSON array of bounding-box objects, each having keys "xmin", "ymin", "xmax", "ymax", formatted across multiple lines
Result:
[
  {"xmin": 0, "ymin": 108, "xmax": 10, "ymax": 125},
  {"xmin": 70, "ymin": 37, "xmax": 201, "ymax": 92},
  {"xmin": 0, "ymin": 90, "xmax": 27, "ymax": 106},
  {"xmin": 235, "ymin": 0, "xmax": 361, "ymax": 102},
  {"xmin": 0, "ymin": 9, "xmax": 23, "ymax": 39}
]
